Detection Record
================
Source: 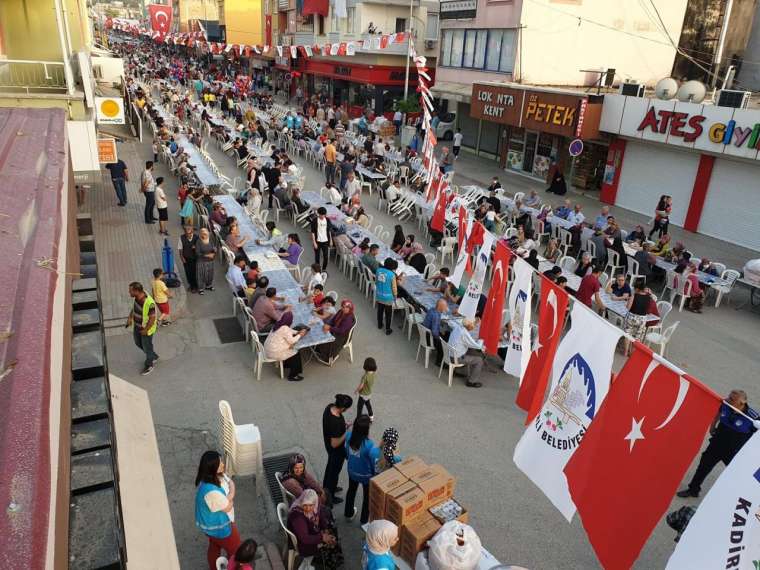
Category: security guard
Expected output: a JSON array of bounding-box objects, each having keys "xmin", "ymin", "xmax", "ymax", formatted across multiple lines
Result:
[
  {"xmin": 127, "ymin": 281, "xmax": 159, "ymax": 375},
  {"xmin": 677, "ymin": 389, "xmax": 759, "ymax": 498}
]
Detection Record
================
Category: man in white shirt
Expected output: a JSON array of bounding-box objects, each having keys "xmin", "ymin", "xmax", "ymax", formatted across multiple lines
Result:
[
  {"xmin": 566, "ymin": 204, "xmax": 586, "ymax": 254},
  {"xmin": 452, "ymin": 128, "xmax": 463, "ymax": 158},
  {"xmin": 566, "ymin": 204, "xmax": 585, "ymax": 226},
  {"xmin": 310, "ymin": 207, "xmax": 332, "ymax": 270},
  {"xmin": 373, "ymin": 138, "xmax": 385, "ymax": 157},
  {"xmin": 385, "ymin": 180, "xmax": 401, "ymax": 203},
  {"xmin": 344, "ymin": 171, "xmax": 362, "ymax": 198},
  {"xmin": 523, "ymin": 190, "xmax": 541, "ymax": 209},
  {"xmin": 393, "ymin": 110, "xmax": 403, "ymax": 134},
  {"xmin": 447, "ymin": 320, "xmax": 485, "ymax": 388},
  {"xmin": 141, "ymin": 160, "xmax": 157, "ymax": 224},
  {"xmin": 226, "ymin": 255, "xmax": 248, "ymax": 296}
]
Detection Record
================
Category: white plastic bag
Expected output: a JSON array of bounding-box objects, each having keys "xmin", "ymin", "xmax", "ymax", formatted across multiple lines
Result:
[
  {"xmin": 744, "ymin": 259, "xmax": 760, "ymax": 285},
  {"xmin": 426, "ymin": 521, "xmax": 482, "ymax": 570}
]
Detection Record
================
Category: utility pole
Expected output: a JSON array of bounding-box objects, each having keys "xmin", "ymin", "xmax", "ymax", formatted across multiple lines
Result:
[{"xmin": 403, "ymin": 0, "xmax": 414, "ymax": 100}]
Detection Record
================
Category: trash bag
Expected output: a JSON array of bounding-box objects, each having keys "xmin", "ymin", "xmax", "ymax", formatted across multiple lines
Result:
[
  {"xmin": 743, "ymin": 259, "xmax": 760, "ymax": 285},
  {"xmin": 426, "ymin": 521, "xmax": 482, "ymax": 570}
]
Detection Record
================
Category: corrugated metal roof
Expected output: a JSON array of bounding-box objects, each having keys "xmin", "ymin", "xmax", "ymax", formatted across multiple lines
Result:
[{"xmin": 0, "ymin": 107, "xmax": 69, "ymax": 568}]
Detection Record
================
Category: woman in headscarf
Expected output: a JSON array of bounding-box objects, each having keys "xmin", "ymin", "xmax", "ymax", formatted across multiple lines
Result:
[
  {"xmin": 286, "ymin": 489, "xmax": 343, "ymax": 568},
  {"xmin": 362, "ymin": 520, "xmax": 398, "ymax": 570},
  {"xmin": 406, "ymin": 242, "xmax": 427, "ymax": 274},
  {"xmin": 376, "ymin": 427, "xmax": 401, "ymax": 473},
  {"xmin": 280, "ymin": 453, "xmax": 327, "ymax": 505},
  {"xmin": 317, "ymin": 299, "xmax": 356, "ymax": 363},
  {"xmin": 263, "ymin": 311, "xmax": 308, "ymax": 381}
]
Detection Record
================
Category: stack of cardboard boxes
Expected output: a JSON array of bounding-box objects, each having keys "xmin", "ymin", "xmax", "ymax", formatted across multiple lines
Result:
[{"xmin": 369, "ymin": 456, "xmax": 468, "ymax": 565}]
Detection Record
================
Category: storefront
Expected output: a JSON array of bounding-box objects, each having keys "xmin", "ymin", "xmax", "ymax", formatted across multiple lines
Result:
[
  {"xmin": 272, "ymin": 53, "xmax": 294, "ymax": 98},
  {"xmin": 469, "ymin": 83, "xmax": 606, "ymax": 187},
  {"xmin": 599, "ymin": 93, "xmax": 760, "ymax": 251},
  {"xmin": 302, "ymin": 59, "xmax": 434, "ymax": 117}
]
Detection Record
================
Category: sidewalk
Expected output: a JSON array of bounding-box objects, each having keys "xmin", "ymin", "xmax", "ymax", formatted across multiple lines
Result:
[{"xmin": 447, "ymin": 147, "xmax": 758, "ymax": 270}]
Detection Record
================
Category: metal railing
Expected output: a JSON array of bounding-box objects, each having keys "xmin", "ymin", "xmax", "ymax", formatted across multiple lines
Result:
[{"xmin": 0, "ymin": 59, "xmax": 68, "ymax": 93}]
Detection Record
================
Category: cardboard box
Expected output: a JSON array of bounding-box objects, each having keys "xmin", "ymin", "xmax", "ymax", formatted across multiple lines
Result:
[
  {"xmin": 370, "ymin": 480, "xmax": 415, "ymax": 522},
  {"xmin": 413, "ymin": 465, "xmax": 456, "ymax": 506},
  {"xmin": 393, "ymin": 455, "xmax": 429, "ymax": 480},
  {"xmin": 399, "ymin": 512, "xmax": 442, "ymax": 566},
  {"xmin": 369, "ymin": 468, "xmax": 409, "ymax": 520},
  {"xmin": 386, "ymin": 484, "xmax": 427, "ymax": 527}
]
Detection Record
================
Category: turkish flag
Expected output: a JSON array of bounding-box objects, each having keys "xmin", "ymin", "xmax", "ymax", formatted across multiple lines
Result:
[
  {"xmin": 457, "ymin": 206, "xmax": 468, "ymax": 250},
  {"xmin": 479, "ymin": 243, "xmax": 511, "ymax": 355},
  {"xmin": 466, "ymin": 222, "xmax": 484, "ymax": 255},
  {"xmin": 431, "ymin": 186, "xmax": 447, "ymax": 233},
  {"xmin": 148, "ymin": 5, "xmax": 172, "ymax": 37},
  {"xmin": 395, "ymin": 32, "xmax": 407, "ymax": 43},
  {"xmin": 564, "ymin": 342, "xmax": 721, "ymax": 570},
  {"xmin": 380, "ymin": 35, "xmax": 390, "ymax": 49},
  {"xmin": 302, "ymin": 0, "xmax": 329, "ymax": 16},
  {"xmin": 515, "ymin": 277, "xmax": 569, "ymax": 424}
]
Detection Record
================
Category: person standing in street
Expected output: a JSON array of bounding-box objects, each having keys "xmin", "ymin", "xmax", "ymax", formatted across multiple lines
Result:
[
  {"xmin": 324, "ymin": 138, "xmax": 337, "ymax": 186},
  {"xmin": 155, "ymin": 177, "xmax": 169, "ymax": 235},
  {"xmin": 677, "ymin": 389, "xmax": 759, "ymax": 498},
  {"xmin": 322, "ymin": 394, "xmax": 353, "ymax": 505},
  {"xmin": 310, "ymin": 207, "xmax": 332, "ymax": 271},
  {"xmin": 105, "ymin": 157, "xmax": 129, "ymax": 206},
  {"xmin": 141, "ymin": 160, "xmax": 157, "ymax": 224},
  {"xmin": 126, "ymin": 281, "xmax": 159, "ymax": 375},
  {"xmin": 452, "ymin": 128, "xmax": 463, "ymax": 159},
  {"xmin": 178, "ymin": 225, "xmax": 199, "ymax": 293}
]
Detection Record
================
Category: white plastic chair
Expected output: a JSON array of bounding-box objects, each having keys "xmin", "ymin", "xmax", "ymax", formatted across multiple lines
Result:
[
  {"xmin": 438, "ymin": 339, "xmax": 465, "ymax": 388},
  {"xmin": 415, "ymin": 323, "xmax": 436, "ymax": 369},
  {"xmin": 276, "ymin": 502, "xmax": 314, "ymax": 570},
  {"xmin": 404, "ymin": 304, "xmax": 424, "ymax": 341},
  {"xmin": 559, "ymin": 255, "xmax": 576, "ymax": 273},
  {"xmin": 673, "ymin": 276, "xmax": 693, "ymax": 312},
  {"xmin": 218, "ymin": 400, "xmax": 264, "ymax": 491},
  {"xmin": 275, "ymin": 471, "xmax": 296, "ymax": 506},
  {"xmin": 711, "ymin": 269, "xmax": 740, "ymax": 307},
  {"xmin": 250, "ymin": 335, "xmax": 285, "ymax": 380},
  {"xmin": 661, "ymin": 270, "xmax": 678, "ymax": 302},
  {"xmin": 645, "ymin": 321, "xmax": 679, "ymax": 356}
]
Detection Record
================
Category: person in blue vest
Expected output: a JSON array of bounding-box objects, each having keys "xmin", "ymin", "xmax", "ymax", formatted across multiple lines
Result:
[
  {"xmin": 362, "ymin": 520, "xmax": 399, "ymax": 570},
  {"xmin": 344, "ymin": 415, "xmax": 381, "ymax": 525},
  {"xmin": 375, "ymin": 258, "xmax": 398, "ymax": 335},
  {"xmin": 194, "ymin": 450, "xmax": 241, "ymax": 570}
]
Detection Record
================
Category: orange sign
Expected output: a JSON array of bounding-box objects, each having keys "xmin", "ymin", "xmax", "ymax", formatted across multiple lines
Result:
[{"xmin": 97, "ymin": 138, "xmax": 118, "ymax": 164}]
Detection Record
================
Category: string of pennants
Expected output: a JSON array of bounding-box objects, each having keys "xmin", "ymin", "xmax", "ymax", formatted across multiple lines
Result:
[{"xmin": 110, "ymin": 21, "xmax": 408, "ymax": 59}]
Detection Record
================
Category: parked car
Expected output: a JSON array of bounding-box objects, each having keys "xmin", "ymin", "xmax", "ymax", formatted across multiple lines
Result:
[{"xmin": 433, "ymin": 112, "xmax": 456, "ymax": 140}]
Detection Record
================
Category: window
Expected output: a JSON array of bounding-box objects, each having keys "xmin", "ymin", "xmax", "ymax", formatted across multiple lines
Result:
[
  {"xmin": 439, "ymin": 28, "xmax": 516, "ymax": 72},
  {"xmin": 425, "ymin": 13, "xmax": 439, "ymax": 40},
  {"xmin": 331, "ymin": 7, "xmax": 356, "ymax": 34},
  {"xmin": 395, "ymin": 18, "xmax": 407, "ymax": 34}
]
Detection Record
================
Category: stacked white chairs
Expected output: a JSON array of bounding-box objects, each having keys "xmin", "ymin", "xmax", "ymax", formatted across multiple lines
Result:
[{"xmin": 218, "ymin": 400, "xmax": 264, "ymax": 493}]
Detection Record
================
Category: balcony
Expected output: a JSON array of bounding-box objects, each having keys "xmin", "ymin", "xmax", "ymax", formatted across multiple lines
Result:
[
  {"xmin": 0, "ymin": 59, "xmax": 68, "ymax": 94},
  {"xmin": 356, "ymin": 33, "xmax": 409, "ymax": 56}
]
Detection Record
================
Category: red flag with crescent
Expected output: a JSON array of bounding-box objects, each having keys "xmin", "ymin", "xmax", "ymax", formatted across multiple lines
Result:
[
  {"xmin": 515, "ymin": 277, "xmax": 569, "ymax": 423},
  {"xmin": 564, "ymin": 342, "xmax": 721, "ymax": 570},
  {"xmin": 148, "ymin": 5, "xmax": 172, "ymax": 37},
  {"xmin": 479, "ymin": 243, "xmax": 511, "ymax": 355},
  {"xmin": 431, "ymin": 185, "xmax": 448, "ymax": 232},
  {"xmin": 457, "ymin": 205, "xmax": 468, "ymax": 250}
]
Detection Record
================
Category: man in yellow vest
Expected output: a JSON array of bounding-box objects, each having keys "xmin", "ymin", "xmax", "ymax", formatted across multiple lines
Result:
[{"xmin": 127, "ymin": 281, "xmax": 159, "ymax": 375}]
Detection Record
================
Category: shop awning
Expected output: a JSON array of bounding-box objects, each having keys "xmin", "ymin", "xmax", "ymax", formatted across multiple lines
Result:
[{"xmin": 430, "ymin": 82, "xmax": 473, "ymax": 103}]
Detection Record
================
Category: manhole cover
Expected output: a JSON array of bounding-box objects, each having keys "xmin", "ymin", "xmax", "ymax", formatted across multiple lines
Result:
[
  {"xmin": 263, "ymin": 453, "xmax": 295, "ymax": 506},
  {"xmin": 212, "ymin": 316, "xmax": 244, "ymax": 344}
]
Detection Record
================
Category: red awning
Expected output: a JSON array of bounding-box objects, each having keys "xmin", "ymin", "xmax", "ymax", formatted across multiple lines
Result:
[{"xmin": 302, "ymin": 0, "xmax": 329, "ymax": 17}]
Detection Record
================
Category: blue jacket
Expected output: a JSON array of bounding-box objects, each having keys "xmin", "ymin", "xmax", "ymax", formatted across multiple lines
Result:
[
  {"xmin": 362, "ymin": 544, "xmax": 395, "ymax": 570},
  {"xmin": 195, "ymin": 482, "xmax": 232, "ymax": 538},
  {"xmin": 375, "ymin": 267, "xmax": 396, "ymax": 305},
  {"xmin": 345, "ymin": 433, "xmax": 381, "ymax": 484}
]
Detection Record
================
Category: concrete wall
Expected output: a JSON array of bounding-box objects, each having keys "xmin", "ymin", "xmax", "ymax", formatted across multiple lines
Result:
[
  {"xmin": 738, "ymin": 0, "xmax": 760, "ymax": 89},
  {"xmin": 520, "ymin": 0, "xmax": 688, "ymax": 86},
  {"xmin": 178, "ymin": 0, "xmax": 220, "ymax": 31}
]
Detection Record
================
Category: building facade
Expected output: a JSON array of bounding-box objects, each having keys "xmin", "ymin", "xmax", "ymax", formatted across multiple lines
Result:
[
  {"xmin": 217, "ymin": 0, "xmax": 266, "ymax": 45},
  {"xmin": 599, "ymin": 93, "xmax": 760, "ymax": 251},
  {"xmin": 432, "ymin": 0, "xmax": 690, "ymax": 166},
  {"xmin": 274, "ymin": 0, "xmax": 439, "ymax": 116}
]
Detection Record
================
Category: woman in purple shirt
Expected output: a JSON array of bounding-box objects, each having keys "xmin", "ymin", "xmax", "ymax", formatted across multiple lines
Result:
[
  {"xmin": 278, "ymin": 233, "xmax": 303, "ymax": 266},
  {"xmin": 317, "ymin": 299, "xmax": 356, "ymax": 363}
]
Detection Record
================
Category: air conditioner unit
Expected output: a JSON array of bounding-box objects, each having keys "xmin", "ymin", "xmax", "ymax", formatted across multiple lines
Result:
[
  {"xmin": 424, "ymin": 40, "xmax": 435, "ymax": 49},
  {"xmin": 619, "ymin": 82, "xmax": 645, "ymax": 97},
  {"xmin": 715, "ymin": 89, "xmax": 750, "ymax": 109}
]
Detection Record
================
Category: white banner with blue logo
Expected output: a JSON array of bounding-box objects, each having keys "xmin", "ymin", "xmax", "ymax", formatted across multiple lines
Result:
[
  {"xmin": 457, "ymin": 232, "xmax": 495, "ymax": 319},
  {"xmin": 503, "ymin": 257, "xmax": 533, "ymax": 381},
  {"xmin": 513, "ymin": 303, "xmax": 622, "ymax": 521},
  {"xmin": 449, "ymin": 217, "xmax": 473, "ymax": 288},
  {"xmin": 666, "ymin": 432, "xmax": 760, "ymax": 570}
]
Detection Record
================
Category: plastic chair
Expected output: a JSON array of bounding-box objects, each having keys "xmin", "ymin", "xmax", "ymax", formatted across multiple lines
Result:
[
  {"xmin": 645, "ymin": 321, "xmax": 679, "ymax": 356},
  {"xmin": 218, "ymin": 400, "xmax": 264, "ymax": 491},
  {"xmin": 415, "ymin": 323, "xmax": 436, "ymax": 369},
  {"xmin": 423, "ymin": 263, "xmax": 437, "ymax": 279},
  {"xmin": 425, "ymin": 252, "xmax": 436, "ymax": 266},
  {"xmin": 711, "ymin": 269, "xmax": 740, "ymax": 307},
  {"xmin": 438, "ymin": 339, "xmax": 465, "ymax": 388},
  {"xmin": 672, "ymin": 276, "xmax": 693, "ymax": 312},
  {"xmin": 559, "ymin": 255, "xmax": 576, "ymax": 273},
  {"xmin": 250, "ymin": 335, "xmax": 285, "ymax": 380},
  {"xmin": 276, "ymin": 502, "xmax": 314, "ymax": 570},
  {"xmin": 404, "ymin": 304, "xmax": 424, "ymax": 341},
  {"xmin": 653, "ymin": 300, "xmax": 673, "ymax": 334},
  {"xmin": 604, "ymin": 250, "xmax": 623, "ymax": 278},
  {"xmin": 275, "ymin": 471, "xmax": 296, "ymax": 506}
]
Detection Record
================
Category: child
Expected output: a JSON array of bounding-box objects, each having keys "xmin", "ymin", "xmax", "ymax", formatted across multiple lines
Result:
[
  {"xmin": 152, "ymin": 268, "xmax": 172, "ymax": 326},
  {"xmin": 152, "ymin": 140, "xmax": 159, "ymax": 163},
  {"xmin": 300, "ymin": 283, "xmax": 325, "ymax": 306},
  {"xmin": 246, "ymin": 260, "xmax": 259, "ymax": 283},
  {"xmin": 301, "ymin": 263, "xmax": 324, "ymax": 294},
  {"xmin": 155, "ymin": 177, "xmax": 169, "ymax": 236},
  {"xmin": 354, "ymin": 357, "xmax": 377, "ymax": 421},
  {"xmin": 313, "ymin": 296, "xmax": 336, "ymax": 321}
]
